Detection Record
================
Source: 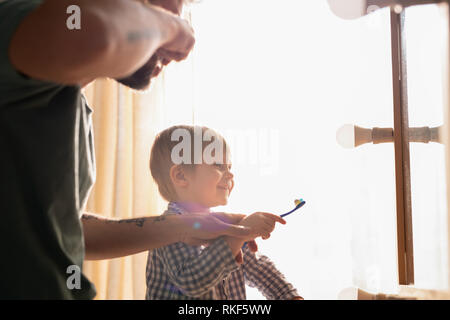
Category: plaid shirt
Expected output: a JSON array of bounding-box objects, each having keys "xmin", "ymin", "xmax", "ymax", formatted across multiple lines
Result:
[{"xmin": 145, "ymin": 203, "xmax": 300, "ymax": 300}]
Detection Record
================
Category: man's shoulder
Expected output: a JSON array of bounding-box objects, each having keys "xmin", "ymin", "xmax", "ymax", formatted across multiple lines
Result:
[
  {"xmin": 0, "ymin": 0, "xmax": 47, "ymax": 88},
  {"xmin": 0, "ymin": 0, "xmax": 43, "ymax": 14},
  {"xmin": 0, "ymin": 0, "xmax": 44, "ymax": 37}
]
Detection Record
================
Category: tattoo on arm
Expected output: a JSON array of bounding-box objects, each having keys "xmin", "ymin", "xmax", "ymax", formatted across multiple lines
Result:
[
  {"xmin": 127, "ymin": 30, "xmax": 153, "ymax": 42},
  {"xmin": 118, "ymin": 218, "xmax": 146, "ymax": 227},
  {"xmin": 127, "ymin": 30, "xmax": 165, "ymax": 43},
  {"xmin": 152, "ymin": 215, "xmax": 166, "ymax": 223},
  {"xmin": 82, "ymin": 213, "xmax": 168, "ymax": 228},
  {"xmin": 81, "ymin": 214, "xmax": 104, "ymax": 221}
]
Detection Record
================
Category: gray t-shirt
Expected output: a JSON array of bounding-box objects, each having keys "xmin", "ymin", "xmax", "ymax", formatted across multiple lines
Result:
[{"xmin": 0, "ymin": 0, "xmax": 96, "ymax": 299}]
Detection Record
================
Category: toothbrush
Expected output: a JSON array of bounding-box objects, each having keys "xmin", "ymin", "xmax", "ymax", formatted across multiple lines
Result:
[
  {"xmin": 242, "ymin": 198, "xmax": 305, "ymax": 249},
  {"xmin": 280, "ymin": 198, "xmax": 306, "ymax": 218}
]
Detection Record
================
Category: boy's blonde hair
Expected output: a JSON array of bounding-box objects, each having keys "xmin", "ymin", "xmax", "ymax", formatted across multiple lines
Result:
[{"xmin": 150, "ymin": 125, "xmax": 229, "ymax": 202}]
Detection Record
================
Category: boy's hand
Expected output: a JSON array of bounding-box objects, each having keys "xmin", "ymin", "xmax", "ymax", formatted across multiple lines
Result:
[{"xmin": 240, "ymin": 212, "xmax": 286, "ymax": 240}]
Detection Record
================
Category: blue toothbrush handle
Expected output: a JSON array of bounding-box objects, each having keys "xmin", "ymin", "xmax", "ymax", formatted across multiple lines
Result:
[
  {"xmin": 242, "ymin": 201, "xmax": 305, "ymax": 248},
  {"xmin": 280, "ymin": 201, "xmax": 305, "ymax": 218}
]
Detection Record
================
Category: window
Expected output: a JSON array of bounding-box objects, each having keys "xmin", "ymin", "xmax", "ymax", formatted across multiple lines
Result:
[{"xmin": 184, "ymin": 0, "xmax": 450, "ymax": 298}]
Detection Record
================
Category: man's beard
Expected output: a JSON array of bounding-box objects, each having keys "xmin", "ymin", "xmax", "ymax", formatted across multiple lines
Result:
[{"xmin": 115, "ymin": 54, "xmax": 162, "ymax": 91}]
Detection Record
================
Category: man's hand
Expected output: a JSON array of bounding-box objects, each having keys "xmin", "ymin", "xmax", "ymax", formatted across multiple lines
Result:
[
  {"xmin": 156, "ymin": 15, "xmax": 195, "ymax": 62},
  {"xmin": 211, "ymin": 212, "xmax": 258, "ymax": 264},
  {"xmin": 145, "ymin": 0, "xmax": 194, "ymax": 63},
  {"xmin": 115, "ymin": 1, "xmax": 194, "ymax": 89},
  {"xmin": 212, "ymin": 212, "xmax": 285, "ymax": 264},
  {"xmin": 149, "ymin": 0, "xmax": 185, "ymax": 15},
  {"xmin": 119, "ymin": 0, "xmax": 192, "ymax": 88},
  {"xmin": 211, "ymin": 212, "xmax": 259, "ymax": 252},
  {"xmin": 175, "ymin": 212, "xmax": 252, "ymax": 246}
]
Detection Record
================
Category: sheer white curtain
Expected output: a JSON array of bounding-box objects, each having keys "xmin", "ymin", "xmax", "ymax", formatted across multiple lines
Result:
[
  {"xmin": 405, "ymin": 5, "xmax": 448, "ymax": 291},
  {"xmin": 190, "ymin": 0, "xmax": 404, "ymax": 299},
  {"xmin": 189, "ymin": 0, "xmax": 449, "ymax": 299}
]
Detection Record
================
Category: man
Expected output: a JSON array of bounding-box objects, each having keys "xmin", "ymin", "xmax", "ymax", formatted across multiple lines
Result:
[{"xmin": 0, "ymin": 0, "xmax": 274, "ymax": 299}]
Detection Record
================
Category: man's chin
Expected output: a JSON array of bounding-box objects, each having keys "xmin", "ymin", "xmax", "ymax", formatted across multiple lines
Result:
[{"xmin": 115, "ymin": 55, "xmax": 160, "ymax": 91}]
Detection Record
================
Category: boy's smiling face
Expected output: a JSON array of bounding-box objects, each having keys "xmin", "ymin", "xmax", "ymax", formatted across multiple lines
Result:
[
  {"xmin": 166, "ymin": 128, "xmax": 234, "ymax": 208},
  {"xmin": 171, "ymin": 157, "xmax": 234, "ymax": 209},
  {"xmin": 186, "ymin": 162, "xmax": 234, "ymax": 208}
]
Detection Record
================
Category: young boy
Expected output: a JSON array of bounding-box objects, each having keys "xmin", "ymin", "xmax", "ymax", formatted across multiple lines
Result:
[{"xmin": 146, "ymin": 125, "xmax": 302, "ymax": 300}]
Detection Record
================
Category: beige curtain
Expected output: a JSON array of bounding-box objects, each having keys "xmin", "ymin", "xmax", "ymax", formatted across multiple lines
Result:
[
  {"xmin": 81, "ymin": 75, "xmax": 171, "ymax": 300},
  {"xmin": 80, "ymin": 31, "xmax": 196, "ymax": 297},
  {"xmin": 78, "ymin": 7, "xmax": 197, "ymax": 299}
]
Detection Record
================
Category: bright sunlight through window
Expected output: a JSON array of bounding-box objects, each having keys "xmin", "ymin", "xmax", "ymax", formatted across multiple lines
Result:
[{"xmin": 159, "ymin": 0, "xmax": 448, "ymax": 299}]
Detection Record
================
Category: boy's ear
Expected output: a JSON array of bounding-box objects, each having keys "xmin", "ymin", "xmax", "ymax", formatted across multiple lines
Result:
[{"xmin": 169, "ymin": 165, "xmax": 189, "ymax": 187}]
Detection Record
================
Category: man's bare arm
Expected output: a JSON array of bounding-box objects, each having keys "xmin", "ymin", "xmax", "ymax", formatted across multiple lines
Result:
[
  {"xmin": 9, "ymin": 0, "xmax": 194, "ymax": 85},
  {"xmin": 82, "ymin": 212, "xmax": 252, "ymax": 260},
  {"xmin": 82, "ymin": 213, "xmax": 175, "ymax": 260}
]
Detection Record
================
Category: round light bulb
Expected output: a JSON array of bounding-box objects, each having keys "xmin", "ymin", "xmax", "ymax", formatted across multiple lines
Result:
[
  {"xmin": 393, "ymin": 4, "xmax": 403, "ymax": 14},
  {"xmin": 336, "ymin": 124, "xmax": 355, "ymax": 149},
  {"xmin": 327, "ymin": 0, "xmax": 367, "ymax": 20}
]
